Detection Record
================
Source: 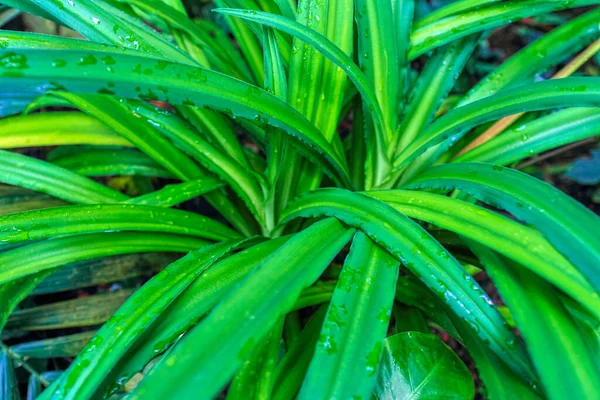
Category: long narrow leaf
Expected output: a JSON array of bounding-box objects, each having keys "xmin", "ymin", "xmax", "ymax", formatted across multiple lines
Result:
[
  {"xmin": 280, "ymin": 189, "xmax": 533, "ymax": 382},
  {"xmin": 299, "ymin": 232, "xmax": 399, "ymax": 399},
  {"xmin": 130, "ymin": 218, "xmax": 354, "ymax": 399},
  {"xmin": 405, "ymin": 162, "xmax": 600, "ymax": 296}
]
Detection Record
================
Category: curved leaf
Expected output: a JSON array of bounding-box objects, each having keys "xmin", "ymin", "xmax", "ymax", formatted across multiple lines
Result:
[
  {"xmin": 0, "ymin": 41, "xmax": 352, "ymax": 189},
  {"xmin": 214, "ymin": 8, "xmax": 390, "ymax": 144},
  {"xmin": 54, "ymin": 93, "xmax": 204, "ymax": 181},
  {"xmin": 299, "ymin": 232, "xmax": 399, "ymax": 399},
  {"xmin": 455, "ymin": 107, "xmax": 600, "ymax": 165},
  {"xmin": 280, "ymin": 188, "xmax": 533, "ymax": 382},
  {"xmin": 0, "ymin": 112, "xmax": 131, "ymax": 149},
  {"xmin": 124, "ymin": 178, "xmax": 223, "ymax": 207},
  {"xmin": 393, "ymin": 78, "xmax": 600, "ymax": 170},
  {"xmin": 365, "ymin": 189, "xmax": 600, "ymax": 319},
  {"xmin": 461, "ymin": 7, "xmax": 600, "ymax": 105},
  {"xmin": 0, "ymin": 204, "xmax": 241, "ymax": 245},
  {"xmin": 0, "ymin": 232, "xmax": 208, "ymax": 285},
  {"xmin": 0, "ymin": 150, "xmax": 128, "ymax": 204},
  {"xmin": 103, "ymin": 237, "xmax": 290, "ymax": 396},
  {"xmin": 39, "ymin": 239, "xmax": 249, "ymax": 400},
  {"xmin": 469, "ymin": 244, "xmax": 600, "ymax": 400},
  {"xmin": 409, "ymin": 0, "xmax": 600, "ymax": 60},
  {"xmin": 51, "ymin": 148, "xmax": 174, "ymax": 178},
  {"xmin": 404, "ymin": 162, "xmax": 600, "ymax": 296},
  {"xmin": 130, "ymin": 218, "xmax": 354, "ymax": 399}
]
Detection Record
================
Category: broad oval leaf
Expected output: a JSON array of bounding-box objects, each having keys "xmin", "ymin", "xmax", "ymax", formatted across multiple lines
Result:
[{"xmin": 375, "ymin": 332, "xmax": 474, "ymax": 400}]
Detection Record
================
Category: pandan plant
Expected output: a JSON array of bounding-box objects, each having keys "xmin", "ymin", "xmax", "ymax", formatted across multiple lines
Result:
[{"xmin": 1, "ymin": 0, "xmax": 600, "ymax": 399}]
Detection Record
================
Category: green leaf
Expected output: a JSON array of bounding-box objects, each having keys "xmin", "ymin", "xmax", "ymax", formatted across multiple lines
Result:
[
  {"xmin": 452, "ymin": 317, "xmax": 542, "ymax": 400},
  {"xmin": 392, "ymin": 34, "xmax": 479, "ymax": 157},
  {"xmin": 0, "ymin": 232, "xmax": 208, "ymax": 285},
  {"xmin": 461, "ymin": 7, "xmax": 600, "ymax": 105},
  {"xmin": 51, "ymin": 148, "xmax": 174, "ymax": 178},
  {"xmin": 130, "ymin": 218, "xmax": 354, "ymax": 399},
  {"xmin": 54, "ymin": 93, "xmax": 204, "ymax": 181},
  {"xmin": 227, "ymin": 320, "xmax": 282, "ymax": 400},
  {"xmin": 39, "ymin": 239, "xmax": 249, "ymax": 400},
  {"xmin": 355, "ymin": 0, "xmax": 398, "ymax": 134},
  {"xmin": 0, "ymin": 43, "xmax": 352, "ymax": 189},
  {"xmin": 468, "ymin": 243, "xmax": 600, "ymax": 400},
  {"xmin": 280, "ymin": 188, "xmax": 533, "ymax": 382},
  {"xmin": 415, "ymin": 0, "xmax": 501, "ymax": 27},
  {"xmin": 455, "ymin": 107, "xmax": 600, "ymax": 165},
  {"xmin": 0, "ymin": 149, "xmax": 129, "ymax": 204},
  {"xmin": 0, "ymin": 273, "xmax": 55, "ymax": 333},
  {"xmin": 214, "ymin": 8, "xmax": 389, "ymax": 146},
  {"xmin": 366, "ymin": 189, "xmax": 600, "ymax": 319},
  {"xmin": 272, "ymin": 307, "xmax": 328, "ymax": 400},
  {"xmin": 124, "ymin": 178, "xmax": 224, "ymax": 207},
  {"xmin": 393, "ymin": 78, "xmax": 600, "ymax": 170},
  {"xmin": 409, "ymin": 0, "xmax": 600, "ymax": 60},
  {"xmin": 405, "ymin": 162, "xmax": 600, "ymax": 296},
  {"xmin": 299, "ymin": 232, "xmax": 399, "ymax": 399},
  {"xmin": 26, "ymin": 0, "xmax": 191, "ymax": 62},
  {"xmin": 375, "ymin": 332, "xmax": 474, "ymax": 400},
  {"xmin": 393, "ymin": 304, "xmax": 429, "ymax": 334},
  {"xmin": 0, "ymin": 112, "xmax": 131, "ymax": 149},
  {"xmin": 103, "ymin": 237, "xmax": 289, "ymax": 395},
  {"xmin": 0, "ymin": 204, "xmax": 241, "ymax": 246},
  {"xmin": 394, "ymin": 275, "xmax": 461, "ymax": 340}
]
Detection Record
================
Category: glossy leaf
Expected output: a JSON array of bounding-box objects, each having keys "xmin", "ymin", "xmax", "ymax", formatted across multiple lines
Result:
[
  {"xmin": 375, "ymin": 332, "xmax": 474, "ymax": 400},
  {"xmin": 405, "ymin": 163, "xmax": 600, "ymax": 295},
  {"xmin": 366, "ymin": 189, "xmax": 600, "ymax": 319},
  {"xmin": 0, "ymin": 232, "xmax": 208, "ymax": 285},
  {"xmin": 409, "ymin": 0, "xmax": 600, "ymax": 60},
  {"xmin": 0, "ymin": 44, "xmax": 352, "ymax": 189},
  {"xmin": 469, "ymin": 243, "xmax": 600, "ymax": 400},
  {"xmin": 0, "ymin": 204, "xmax": 240, "ymax": 246},
  {"xmin": 39, "ymin": 239, "xmax": 248, "ymax": 400},
  {"xmin": 130, "ymin": 218, "xmax": 354, "ymax": 399},
  {"xmin": 299, "ymin": 232, "xmax": 399, "ymax": 399},
  {"xmin": 50, "ymin": 148, "xmax": 174, "ymax": 178},
  {"xmin": 281, "ymin": 188, "xmax": 533, "ymax": 381},
  {"xmin": 394, "ymin": 78, "xmax": 600, "ymax": 170},
  {"xmin": 0, "ymin": 150, "xmax": 128, "ymax": 204},
  {"xmin": 103, "ymin": 237, "xmax": 290, "ymax": 395},
  {"xmin": 455, "ymin": 108, "xmax": 600, "ymax": 165},
  {"xmin": 0, "ymin": 112, "xmax": 131, "ymax": 149}
]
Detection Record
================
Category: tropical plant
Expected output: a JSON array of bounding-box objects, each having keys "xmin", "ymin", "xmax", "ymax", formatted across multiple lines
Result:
[{"xmin": 1, "ymin": 0, "xmax": 600, "ymax": 399}]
